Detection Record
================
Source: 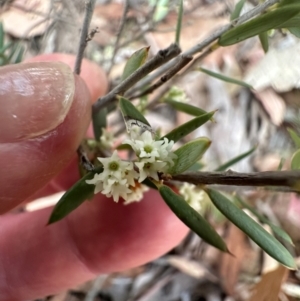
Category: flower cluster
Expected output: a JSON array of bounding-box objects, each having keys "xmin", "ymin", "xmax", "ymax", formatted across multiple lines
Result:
[
  {"xmin": 86, "ymin": 128, "xmax": 176, "ymax": 204},
  {"xmin": 179, "ymin": 183, "xmax": 205, "ymax": 212}
]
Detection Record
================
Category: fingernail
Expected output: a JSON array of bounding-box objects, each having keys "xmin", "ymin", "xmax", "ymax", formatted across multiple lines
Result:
[{"xmin": 0, "ymin": 62, "xmax": 75, "ymax": 142}]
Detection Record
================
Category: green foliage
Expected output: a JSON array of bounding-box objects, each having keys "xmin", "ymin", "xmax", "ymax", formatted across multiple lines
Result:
[
  {"xmin": 198, "ymin": 67, "xmax": 253, "ymax": 89},
  {"xmin": 291, "ymin": 149, "xmax": 300, "ymax": 170},
  {"xmin": 259, "ymin": 31, "xmax": 269, "ymax": 53},
  {"xmin": 158, "ymin": 184, "xmax": 229, "ymax": 252},
  {"xmin": 219, "ymin": 4, "xmax": 300, "ymax": 46},
  {"xmin": 119, "ymin": 96, "xmax": 151, "ymax": 129},
  {"xmin": 153, "ymin": 0, "xmax": 169, "ymax": 22},
  {"xmin": 168, "ymin": 137, "xmax": 211, "ymax": 175},
  {"xmin": 214, "ymin": 146, "xmax": 256, "ymax": 172},
  {"xmin": 121, "ymin": 47, "xmax": 150, "ymax": 80},
  {"xmin": 235, "ymin": 196, "xmax": 294, "ymax": 245},
  {"xmin": 0, "ymin": 23, "xmax": 25, "ymax": 66},
  {"xmin": 162, "ymin": 111, "xmax": 215, "ymax": 143},
  {"xmin": 175, "ymin": 0, "xmax": 183, "ymax": 45},
  {"xmin": 92, "ymin": 108, "xmax": 107, "ymax": 141},
  {"xmin": 230, "ymin": 0, "xmax": 247, "ymax": 21},
  {"xmin": 206, "ymin": 189, "xmax": 296, "ymax": 269},
  {"xmin": 163, "ymin": 98, "xmax": 208, "ymax": 117},
  {"xmin": 48, "ymin": 167, "xmax": 103, "ymax": 224},
  {"xmin": 287, "ymin": 128, "xmax": 300, "ymax": 148}
]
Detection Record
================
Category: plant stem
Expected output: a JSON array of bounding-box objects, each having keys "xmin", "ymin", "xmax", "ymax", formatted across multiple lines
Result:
[{"xmin": 172, "ymin": 170, "xmax": 300, "ymax": 189}]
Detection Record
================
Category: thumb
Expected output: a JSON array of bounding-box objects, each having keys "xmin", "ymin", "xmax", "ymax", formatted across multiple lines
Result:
[{"xmin": 0, "ymin": 62, "xmax": 91, "ymax": 213}]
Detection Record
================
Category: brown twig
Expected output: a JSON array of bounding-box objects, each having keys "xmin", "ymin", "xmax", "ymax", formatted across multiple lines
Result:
[
  {"xmin": 74, "ymin": 0, "xmax": 97, "ymax": 170},
  {"xmin": 126, "ymin": 0, "xmax": 280, "ymax": 95},
  {"xmin": 172, "ymin": 170, "xmax": 300, "ymax": 189},
  {"xmin": 92, "ymin": 43, "xmax": 181, "ymax": 113},
  {"xmin": 129, "ymin": 55, "xmax": 193, "ymax": 99},
  {"xmin": 74, "ymin": 0, "xmax": 97, "ymax": 75}
]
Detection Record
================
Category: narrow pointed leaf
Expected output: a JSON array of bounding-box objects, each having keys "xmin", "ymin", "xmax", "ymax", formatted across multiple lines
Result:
[
  {"xmin": 287, "ymin": 128, "xmax": 300, "ymax": 148},
  {"xmin": 48, "ymin": 167, "xmax": 103, "ymax": 224},
  {"xmin": 159, "ymin": 185, "xmax": 229, "ymax": 252},
  {"xmin": 259, "ymin": 32, "xmax": 269, "ymax": 53},
  {"xmin": 291, "ymin": 149, "xmax": 300, "ymax": 170},
  {"xmin": 206, "ymin": 189, "xmax": 296, "ymax": 269},
  {"xmin": 121, "ymin": 46, "xmax": 150, "ymax": 81},
  {"xmin": 219, "ymin": 5, "xmax": 300, "ymax": 46},
  {"xmin": 214, "ymin": 146, "xmax": 256, "ymax": 171},
  {"xmin": 0, "ymin": 23, "xmax": 4, "ymax": 50},
  {"xmin": 153, "ymin": 0, "xmax": 169, "ymax": 22},
  {"xmin": 12, "ymin": 45, "xmax": 25, "ymax": 64},
  {"xmin": 276, "ymin": 15, "xmax": 300, "ymax": 28},
  {"xmin": 235, "ymin": 196, "xmax": 294, "ymax": 246},
  {"xmin": 119, "ymin": 97, "xmax": 151, "ymax": 132},
  {"xmin": 92, "ymin": 108, "xmax": 107, "ymax": 141},
  {"xmin": 198, "ymin": 67, "xmax": 253, "ymax": 89},
  {"xmin": 164, "ymin": 98, "xmax": 208, "ymax": 117},
  {"xmin": 230, "ymin": 0, "xmax": 246, "ymax": 21},
  {"xmin": 175, "ymin": 0, "xmax": 183, "ymax": 45},
  {"xmin": 168, "ymin": 137, "xmax": 211, "ymax": 175},
  {"xmin": 163, "ymin": 111, "xmax": 215, "ymax": 143},
  {"xmin": 288, "ymin": 27, "xmax": 300, "ymax": 38},
  {"xmin": 6, "ymin": 42, "xmax": 18, "ymax": 62}
]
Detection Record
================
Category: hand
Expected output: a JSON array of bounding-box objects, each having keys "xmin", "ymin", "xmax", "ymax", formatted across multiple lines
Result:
[{"xmin": 0, "ymin": 54, "xmax": 188, "ymax": 301}]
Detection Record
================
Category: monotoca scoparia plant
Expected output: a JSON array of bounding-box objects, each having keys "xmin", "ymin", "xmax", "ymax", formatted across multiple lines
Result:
[{"xmin": 48, "ymin": 0, "xmax": 300, "ymax": 270}]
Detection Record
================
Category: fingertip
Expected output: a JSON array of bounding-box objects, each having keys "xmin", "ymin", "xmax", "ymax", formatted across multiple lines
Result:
[{"xmin": 25, "ymin": 53, "xmax": 108, "ymax": 102}]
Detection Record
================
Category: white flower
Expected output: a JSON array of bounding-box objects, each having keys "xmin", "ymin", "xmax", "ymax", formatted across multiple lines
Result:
[
  {"xmin": 100, "ymin": 128, "xmax": 115, "ymax": 149},
  {"xmin": 179, "ymin": 183, "xmax": 204, "ymax": 212},
  {"xmin": 124, "ymin": 184, "xmax": 149, "ymax": 205},
  {"xmin": 158, "ymin": 137, "xmax": 177, "ymax": 166},
  {"xmin": 98, "ymin": 150, "xmax": 133, "ymax": 181},
  {"xmin": 135, "ymin": 160, "xmax": 167, "ymax": 182},
  {"xmin": 102, "ymin": 178, "xmax": 132, "ymax": 202},
  {"xmin": 86, "ymin": 173, "xmax": 104, "ymax": 194}
]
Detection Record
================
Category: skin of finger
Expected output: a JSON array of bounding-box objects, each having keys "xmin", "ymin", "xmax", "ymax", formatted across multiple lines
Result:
[
  {"xmin": 0, "ymin": 74, "xmax": 91, "ymax": 213},
  {"xmin": 0, "ymin": 191, "xmax": 189, "ymax": 301},
  {"xmin": 25, "ymin": 53, "xmax": 108, "ymax": 103},
  {"xmin": 25, "ymin": 54, "xmax": 108, "ymax": 200}
]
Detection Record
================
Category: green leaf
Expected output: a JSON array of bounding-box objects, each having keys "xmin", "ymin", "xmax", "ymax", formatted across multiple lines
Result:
[
  {"xmin": 6, "ymin": 42, "xmax": 18, "ymax": 62},
  {"xmin": 48, "ymin": 167, "xmax": 103, "ymax": 224},
  {"xmin": 0, "ymin": 41, "xmax": 13, "ymax": 54},
  {"xmin": 92, "ymin": 108, "xmax": 107, "ymax": 141},
  {"xmin": 175, "ymin": 0, "xmax": 183, "ymax": 45},
  {"xmin": 162, "ymin": 111, "xmax": 215, "ymax": 143},
  {"xmin": 230, "ymin": 0, "xmax": 246, "ymax": 21},
  {"xmin": 12, "ymin": 45, "xmax": 24, "ymax": 64},
  {"xmin": 0, "ymin": 23, "xmax": 4, "ymax": 50},
  {"xmin": 188, "ymin": 162, "xmax": 204, "ymax": 171},
  {"xmin": 119, "ymin": 96, "xmax": 151, "ymax": 131},
  {"xmin": 121, "ymin": 46, "xmax": 150, "ymax": 81},
  {"xmin": 291, "ymin": 149, "xmax": 300, "ymax": 170},
  {"xmin": 288, "ymin": 27, "xmax": 300, "ymax": 38},
  {"xmin": 259, "ymin": 31, "xmax": 269, "ymax": 53},
  {"xmin": 142, "ymin": 178, "xmax": 158, "ymax": 190},
  {"xmin": 214, "ymin": 146, "xmax": 256, "ymax": 172},
  {"xmin": 219, "ymin": 4, "xmax": 300, "ymax": 46},
  {"xmin": 158, "ymin": 185, "xmax": 229, "ymax": 252},
  {"xmin": 153, "ymin": 0, "xmax": 169, "ymax": 22},
  {"xmin": 287, "ymin": 128, "xmax": 300, "ymax": 148},
  {"xmin": 168, "ymin": 137, "xmax": 211, "ymax": 175},
  {"xmin": 198, "ymin": 67, "xmax": 253, "ymax": 89},
  {"xmin": 277, "ymin": 14, "xmax": 300, "ymax": 28},
  {"xmin": 278, "ymin": 0, "xmax": 299, "ymax": 7},
  {"xmin": 164, "ymin": 98, "xmax": 208, "ymax": 117},
  {"xmin": 235, "ymin": 196, "xmax": 294, "ymax": 246},
  {"xmin": 206, "ymin": 189, "xmax": 296, "ymax": 269}
]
